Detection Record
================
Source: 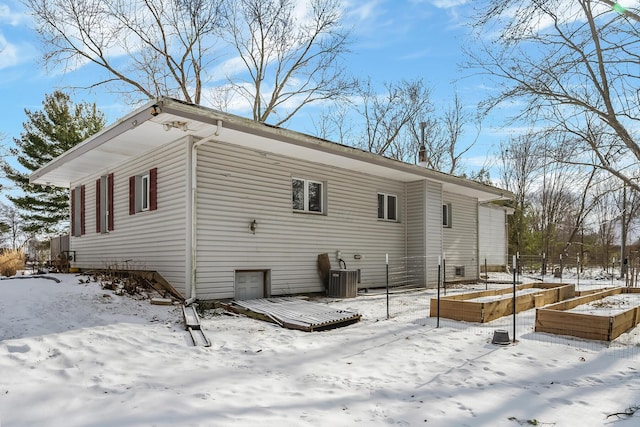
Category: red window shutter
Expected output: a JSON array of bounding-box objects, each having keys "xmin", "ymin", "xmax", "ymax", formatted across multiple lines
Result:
[
  {"xmin": 80, "ymin": 185, "xmax": 86, "ymax": 235},
  {"xmin": 96, "ymin": 179, "xmax": 101, "ymax": 233},
  {"xmin": 129, "ymin": 176, "xmax": 136, "ymax": 215},
  {"xmin": 108, "ymin": 173, "xmax": 115, "ymax": 230},
  {"xmin": 70, "ymin": 188, "xmax": 75, "ymax": 236},
  {"xmin": 149, "ymin": 167, "xmax": 158, "ymax": 211}
]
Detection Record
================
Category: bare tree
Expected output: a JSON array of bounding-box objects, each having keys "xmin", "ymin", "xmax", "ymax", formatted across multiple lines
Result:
[
  {"xmin": 498, "ymin": 132, "xmax": 543, "ymax": 255},
  {"xmin": 26, "ymin": 0, "xmax": 352, "ymax": 123},
  {"xmin": 313, "ymin": 78, "xmax": 433, "ymax": 162},
  {"xmin": 26, "ymin": 0, "xmax": 225, "ymax": 104},
  {"xmin": 0, "ymin": 204, "xmax": 29, "ymax": 250},
  {"xmin": 468, "ymin": 0, "xmax": 640, "ymax": 191},
  {"xmin": 591, "ymin": 178, "xmax": 631, "ymax": 269},
  {"xmin": 355, "ymin": 78, "xmax": 433, "ymax": 160},
  {"xmin": 216, "ymin": 0, "xmax": 354, "ymax": 126},
  {"xmin": 416, "ymin": 92, "xmax": 479, "ymax": 175}
]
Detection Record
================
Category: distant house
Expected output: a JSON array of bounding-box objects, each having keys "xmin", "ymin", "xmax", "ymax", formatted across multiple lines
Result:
[{"xmin": 31, "ymin": 98, "xmax": 513, "ymax": 301}]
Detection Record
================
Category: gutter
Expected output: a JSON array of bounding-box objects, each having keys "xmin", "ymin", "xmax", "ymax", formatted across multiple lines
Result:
[{"xmin": 184, "ymin": 120, "xmax": 222, "ymax": 305}]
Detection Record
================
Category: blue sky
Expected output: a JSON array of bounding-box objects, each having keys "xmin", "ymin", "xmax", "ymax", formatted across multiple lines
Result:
[{"xmin": 0, "ymin": 0, "xmax": 534, "ymax": 184}]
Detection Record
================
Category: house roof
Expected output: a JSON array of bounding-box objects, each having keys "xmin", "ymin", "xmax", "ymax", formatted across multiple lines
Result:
[{"xmin": 30, "ymin": 97, "xmax": 513, "ymax": 202}]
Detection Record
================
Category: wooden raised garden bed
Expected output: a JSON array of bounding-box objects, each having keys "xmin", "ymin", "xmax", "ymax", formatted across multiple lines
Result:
[
  {"xmin": 430, "ymin": 283, "xmax": 575, "ymax": 323},
  {"xmin": 535, "ymin": 287, "xmax": 640, "ymax": 341}
]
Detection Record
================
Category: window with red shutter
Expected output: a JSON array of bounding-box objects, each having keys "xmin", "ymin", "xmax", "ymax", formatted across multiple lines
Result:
[{"xmin": 131, "ymin": 168, "xmax": 158, "ymax": 214}]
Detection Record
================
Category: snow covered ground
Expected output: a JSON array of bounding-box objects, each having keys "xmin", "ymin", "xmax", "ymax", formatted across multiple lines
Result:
[{"xmin": 1, "ymin": 273, "xmax": 640, "ymax": 426}]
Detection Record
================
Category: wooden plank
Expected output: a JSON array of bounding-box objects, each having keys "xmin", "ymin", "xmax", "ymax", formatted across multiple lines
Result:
[
  {"xmin": 610, "ymin": 307, "xmax": 640, "ymax": 340},
  {"xmin": 535, "ymin": 310, "xmax": 611, "ymax": 341},
  {"xmin": 484, "ymin": 298, "xmax": 512, "ymax": 322},
  {"xmin": 544, "ymin": 288, "xmax": 620, "ymax": 312},
  {"xmin": 430, "ymin": 299, "xmax": 483, "ymax": 322},
  {"xmin": 533, "ymin": 290, "xmax": 640, "ymax": 341}
]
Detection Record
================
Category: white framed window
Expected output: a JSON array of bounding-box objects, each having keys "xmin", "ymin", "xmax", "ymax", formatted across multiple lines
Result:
[
  {"xmin": 377, "ymin": 193, "xmax": 398, "ymax": 221},
  {"xmin": 443, "ymin": 203, "xmax": 452, "ymax": 228},
  {"xmin": 292, "ymin": 178, "xmax": 324, "ymax": 213},
  {"xmin": 129, "ymin": 168, "xmax": 157, "ymax": 215},
  {"xmin": 97, "ymin": 173, "xmax": 114, "ymax": 233},
  {"xmin": 140, "ymin": 173, "xmax": 150, "ymax": 211}
]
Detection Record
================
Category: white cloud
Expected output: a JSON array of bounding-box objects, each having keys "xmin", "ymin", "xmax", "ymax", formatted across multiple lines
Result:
[
  {"xmin": 0, "ymin": 33, "xmax": 19, "ymax": 69},
  {"xmin": 208, "ymin": 55, "xmax": 247, "ymax": 82},
  {"xmin": 345, "ymin": 0, "xmax": 386, "ymax": 22},
  {"xmin": 0, "ymin": 3, "xmax": 28, "ymax": 26},
  {"xmin": 426, "ymin": 0, "xmax": 470, "ymax": 8},
  {"xmin": 618, "ymin": 0, "xmax": 640, "ymax": 8}
]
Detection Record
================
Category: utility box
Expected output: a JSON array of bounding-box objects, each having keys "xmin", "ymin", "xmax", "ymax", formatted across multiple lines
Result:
[{"xmin": 327, "ymin": 269, "xmax": 358, "ymax": 298}]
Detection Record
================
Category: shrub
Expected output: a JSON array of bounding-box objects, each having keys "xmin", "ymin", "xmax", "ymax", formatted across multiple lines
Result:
[{"xmin": 0, "ymin": 249, "xmax": 25, "ymax": 277}]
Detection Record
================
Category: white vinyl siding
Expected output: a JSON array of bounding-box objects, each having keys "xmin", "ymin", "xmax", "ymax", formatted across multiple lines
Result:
[
  {"xmin": 442, "ymin": 191, "xmax": 479, "ymax": 281},
  {"xmin": 195, "ymin": 141, "xmax": 406, "ymax": 300},
  {"xmin": 479, "ymin": 204, "xmax": 509, "ymax": 268},
  {"xmin": 69, "ymin": 140, "xmax": 188, "ymax": 294},
  {"xmin": 406, "ymin": 181, "xmax": 426, "ymax": 286}
]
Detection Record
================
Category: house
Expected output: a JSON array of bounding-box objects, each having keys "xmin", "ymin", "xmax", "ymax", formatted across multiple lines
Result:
[{"xmin": 31, "ymin": 98, "xmax": 513, "ymax": 301}]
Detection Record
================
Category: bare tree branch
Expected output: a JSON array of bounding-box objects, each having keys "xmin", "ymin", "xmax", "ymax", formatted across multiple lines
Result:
[
  {"xmin": 468, "ymin": 0, "xmax": 640, "ymax": 189},
  {"xmin": 219, "ymin": 0, "xmax": 355, "ymax": 126},
  {"xmin": 26, "ymin": 0, "xmax": 224, "ymax": 104}
]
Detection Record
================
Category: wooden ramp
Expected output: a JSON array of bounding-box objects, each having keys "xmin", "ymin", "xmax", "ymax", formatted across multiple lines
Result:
[{"xmin": 222, "ymin": 298, "xmax": 361, "ymax": 332}]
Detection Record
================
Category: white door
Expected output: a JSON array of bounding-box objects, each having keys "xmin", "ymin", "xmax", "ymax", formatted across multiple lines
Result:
[{"xmin": 235, "ymin": 271, "xmax": 265, "ymax": 300}]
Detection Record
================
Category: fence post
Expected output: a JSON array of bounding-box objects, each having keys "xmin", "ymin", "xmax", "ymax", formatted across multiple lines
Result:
[
  {"xmin": 560, "ymin": 254, "xmax": 563, "ymax": 281},
  {"xmin": 386, "ymin": 253, "xmax": 389, "ymax": 320},
  {"xmin": 443, "ymin": 252, "xmax": 447, "ymax": 296},
  {"xmin": 612, "ymin": 258, "xmax": 615, "ymax": 287},
  {"xmin": 577, "ymin": 255, "xmax": 580, "ymax": 290},
  {"xmin": 485, "ymin": 257, "xmax": 488, "ymax": 290},
  {"xmin": 512, "ymin": 255, "xmax": 517, "ymax": 343},
  {"xmin": 437, "ymin": 256, "xmax": 441, "ymax": 328}
]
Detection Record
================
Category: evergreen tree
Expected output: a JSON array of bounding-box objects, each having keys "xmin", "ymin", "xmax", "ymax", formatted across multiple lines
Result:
[{"xmin": 1, "ymin": 91, "xmax": 105, "ymax": 235}]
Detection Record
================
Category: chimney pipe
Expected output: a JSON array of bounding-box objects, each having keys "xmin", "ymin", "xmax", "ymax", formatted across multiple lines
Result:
[{"xmin": 418, "ymin": 122, "xmax": 428, "ymax": 167}]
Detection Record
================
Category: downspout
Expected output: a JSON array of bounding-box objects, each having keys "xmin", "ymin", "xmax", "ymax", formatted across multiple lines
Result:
[
  {"xmin": 185, "ymin": 120, "xmax": 222, "ymax": 305},
  {"xmin": 476, "ymin": 202, "xmax": 481, "ymax": 282}
]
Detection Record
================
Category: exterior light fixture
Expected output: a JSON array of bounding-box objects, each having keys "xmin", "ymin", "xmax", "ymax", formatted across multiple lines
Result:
[{"xmin": 250, "ymin": 219, "xmax": 257, "ymax": 234}]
